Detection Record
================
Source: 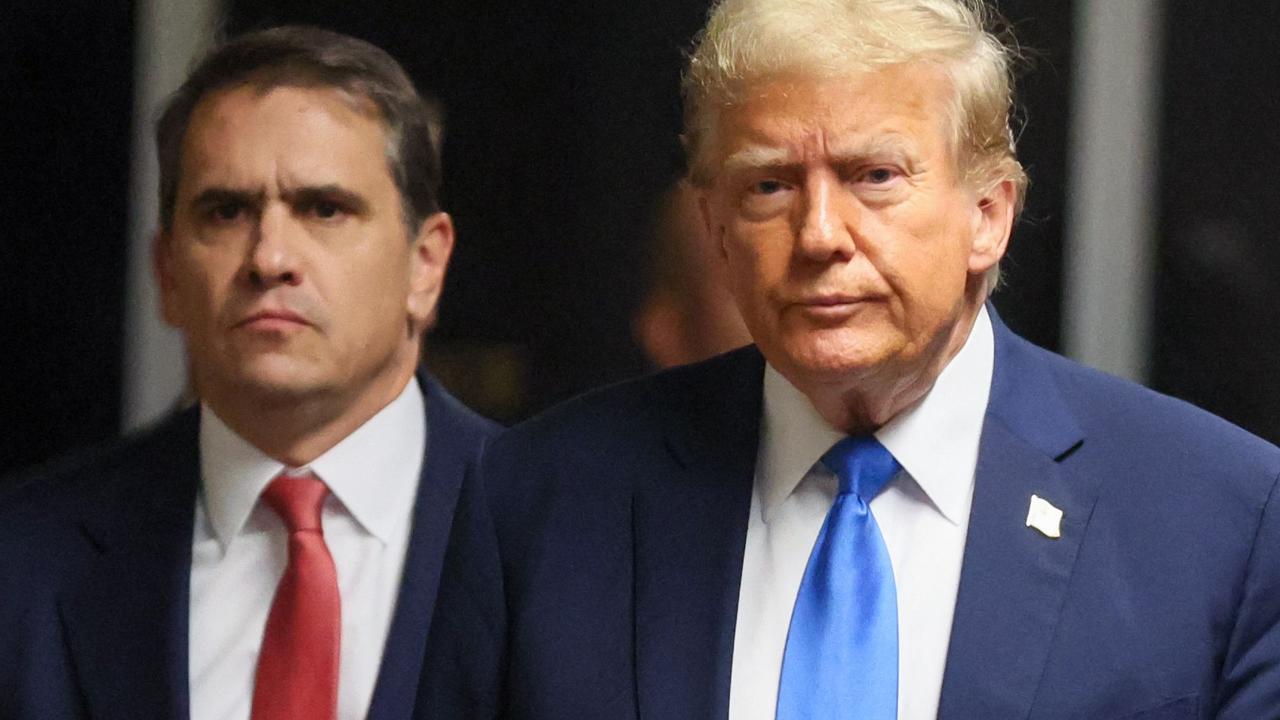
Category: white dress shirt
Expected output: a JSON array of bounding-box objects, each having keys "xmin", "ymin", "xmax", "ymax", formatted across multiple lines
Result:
[
  {"xmin": 189, "ymin": 378, "xmax": 427, "ymax": 720},
  {"xmin": 728, "ymin": 307, "xmax": 994, "ymax": 720}
]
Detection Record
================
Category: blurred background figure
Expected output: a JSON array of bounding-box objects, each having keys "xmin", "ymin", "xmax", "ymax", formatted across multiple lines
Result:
[{"xmin": 633, "ymin": 179, "xmax": 752, "ymax": 368}]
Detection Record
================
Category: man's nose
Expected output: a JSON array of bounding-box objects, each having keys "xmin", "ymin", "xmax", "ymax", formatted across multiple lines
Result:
[
  {"xmin": 795, "ymin": 174, "xmax": 857, "ymax": 262},
  {"xmin": 245, "ymin": 205, "xmax": 303, "ymax": 288}
]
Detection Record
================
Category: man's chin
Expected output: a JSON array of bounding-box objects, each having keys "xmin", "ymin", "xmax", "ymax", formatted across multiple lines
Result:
[
  {"xmin": 244, "ymin": 375, "xmax": 326, "ymax": 396},
  {"xmin": 218, "ymin": 361, "xmax": 333, "ymax": 404},
  {"xmin": 770, "ymin": 337, "xmax": 899, "ymax": 387}
]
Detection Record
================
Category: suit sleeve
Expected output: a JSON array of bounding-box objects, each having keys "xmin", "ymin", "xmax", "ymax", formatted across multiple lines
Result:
[
  {"xmin": 415, "ymin": 456, "xmax": 508, "ymax": 719},
  {"xmin": 1217, "ymin": 465, "xmax": 1280, "ymax": 717}
]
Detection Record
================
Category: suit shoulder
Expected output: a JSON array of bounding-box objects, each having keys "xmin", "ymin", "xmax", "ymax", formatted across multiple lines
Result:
[
  {"xmin": 1009, "ymin": 337, "xmax": 1280, "ymax": 489},
  {"xmin": 1060, "ymin": 347, "xmax": 1269, "ymax": 448},
  {"xmin": 423, "ymin": 375, "xmax": 503, "ymax": 441},
  {"xmin": 0, "ymin": 410, "xmax": 197, "ymax": 537},
  {"xmin": 476, "ymin": 347, "xmax": 762, "ymax": 505},
  {"xmin": 491, "ymin": 345, "xmax": 761, "ymax": 454}
]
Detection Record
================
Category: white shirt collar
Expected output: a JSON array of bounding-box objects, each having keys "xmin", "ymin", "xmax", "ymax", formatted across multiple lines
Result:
[
  {"xmin": 757, "ymin": 306, "xmax": 995, "ymax": 524},
  {"xmin": 199, "ymin": 377, "xmax": 427, "ymax": 552}
]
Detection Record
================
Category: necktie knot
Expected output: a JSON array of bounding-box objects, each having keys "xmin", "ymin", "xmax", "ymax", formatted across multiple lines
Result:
[
  {"xmin": 820, "ymin": 435, "xmax": 900, "ymax": 500},
  {"xmin": 262, "ymin": 473, "xmax": 328, "ymax": 533}
]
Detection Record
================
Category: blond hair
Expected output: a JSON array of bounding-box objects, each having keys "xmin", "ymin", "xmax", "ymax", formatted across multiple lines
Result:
[{"xmin": 682, "ymin": 0, "xmax": 1027, "ymax": 215}]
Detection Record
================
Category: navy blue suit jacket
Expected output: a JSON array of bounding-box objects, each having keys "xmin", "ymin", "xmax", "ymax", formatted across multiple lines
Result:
[
  {"xmin": 420, "ymin": 316, "xmax": 1280, "ymax": 719},
  {"xmin": 0, "ymin": 373, "xmax": 498, "ymax": 720}
]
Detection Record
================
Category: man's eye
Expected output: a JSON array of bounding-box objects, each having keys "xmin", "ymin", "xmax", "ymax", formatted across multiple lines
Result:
[
  {"xmin": 313, "ymin": 201, "xmax": 341, "ymax": 219},
  {"xmin": 303, "ymin": 200, "xmax": 346, "ymax": 220},
  {"xmin": 209, "ymin": 204, "xmax": 244, "ymax": 222},
  {"xmin": 752, "ymin": 179, "xmax": 787, "ymax": 195},
  {"xmin": 862, "ymin": 167, "xmax": 898, "ymax": 184}
]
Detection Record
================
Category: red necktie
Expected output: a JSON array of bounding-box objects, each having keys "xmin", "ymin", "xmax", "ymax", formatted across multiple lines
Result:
[{"xmin": 251, "ymin": 473, "xmax": 341, "ymax": 720}]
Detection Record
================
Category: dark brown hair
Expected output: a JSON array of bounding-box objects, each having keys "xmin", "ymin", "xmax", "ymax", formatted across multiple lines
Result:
[{"xmin": 156, "ymin": 25, "xmax": 444, "ymax": 232}]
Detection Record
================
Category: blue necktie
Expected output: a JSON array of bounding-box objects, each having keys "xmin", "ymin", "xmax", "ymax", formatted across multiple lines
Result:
[{"xmin": 776, "ymin": 436, "xmax": 901, "ymax": 720}]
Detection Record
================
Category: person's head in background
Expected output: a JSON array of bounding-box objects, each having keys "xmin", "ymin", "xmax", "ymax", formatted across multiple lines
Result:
[
  {"xmin": 152, "ymin": 26, "xmax": 454, "ymax": 462},
  {"xmin": 634, "ymin": 178, "xmax": 753, "ymax": 368}
]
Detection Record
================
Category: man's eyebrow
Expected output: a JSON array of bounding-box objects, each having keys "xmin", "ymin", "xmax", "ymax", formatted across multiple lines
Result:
[
  {"xmin": 721, "ymin": 137, "xmax": 918, "ymax": 174},
  {"xmin": 190, "ymin": 187, "xmax": 262, "ymax": 210},
  {"xmin": 722, "ymin": 145, "xmax": 796, "ymax": 174},
  {"xmin": 286, "ymin": 184, "xmax": 371, "ymax": 214}
]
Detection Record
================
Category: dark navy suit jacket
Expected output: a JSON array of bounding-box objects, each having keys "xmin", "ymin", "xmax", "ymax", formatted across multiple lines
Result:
[
  {"xmin": 419, "ymin": 315, "xmax": 1280, "ymax": 719},
  {"xmin": 0, "ymin": 373, "xmax": 498, "ymax": 720}
]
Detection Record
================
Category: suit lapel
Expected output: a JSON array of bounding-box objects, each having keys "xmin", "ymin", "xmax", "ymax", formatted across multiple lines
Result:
[
  {"xmin": 58, "ymin": 410, "xmax": 200, "ymax": 720},
  {"xmin": 368, "ymin": 376, "xmax": 489, "ymax": 720},
  {"xmin": 938, "ymin": 313, "xmax": 1099, "ymax": 719},
  {"xmin": 633, "ymin": 348, "xmax": 764, "ymax": 720}
]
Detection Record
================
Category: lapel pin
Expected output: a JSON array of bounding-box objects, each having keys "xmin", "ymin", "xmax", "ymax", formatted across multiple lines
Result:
[{"xmin": 1026, "ymin": 494, "xmax": 1063, "ymax": 539}]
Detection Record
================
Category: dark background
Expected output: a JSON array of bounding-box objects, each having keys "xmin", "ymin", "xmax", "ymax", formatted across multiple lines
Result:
[
  {"xmin": 1153, "ymin": 0, "xmax": 1280, "ymax": 442},
  {"xmin": 2, "ymin": 0, "xmax": 1277, "ymax": 478}
]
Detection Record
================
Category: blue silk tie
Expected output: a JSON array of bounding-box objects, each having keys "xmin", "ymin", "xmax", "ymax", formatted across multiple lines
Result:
[{"xmin": 776, "ymin": 436, "xmax": 901, "ymax": 720}]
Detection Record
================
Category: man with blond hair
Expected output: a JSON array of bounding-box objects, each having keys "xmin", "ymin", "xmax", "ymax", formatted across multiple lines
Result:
[{"xmin": 419, "ymin": 1, "xmax": 1280, "ymax": 718}]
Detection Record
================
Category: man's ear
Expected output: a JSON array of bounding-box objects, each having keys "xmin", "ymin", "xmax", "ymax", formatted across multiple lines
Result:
[
  {"xmin": 407, "ymin": 212, "xmax": 455, "ymax": 334},
  {"xmin": 154, "ymin": 229, "xmax": 183, "ymax": 328},
  {"xmin": 697, "ymin": 190, "xmax": 728, "ymax": 260},
  {"xmin": 968, "ymin": 179, "xmax": 1016, "ymax": 277}
]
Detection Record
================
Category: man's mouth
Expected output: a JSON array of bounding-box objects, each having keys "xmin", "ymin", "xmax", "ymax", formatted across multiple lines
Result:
[
  {"xmin": 234, "ymin": 309, "xmax": 311, "ymax": 331},
  {"xmin": 790, "ymin": 293, "xmax": 877, "ymax": 321},
  {"xmin": 801, "ymin": 293, "xmax": 864, "ymax": 307}
]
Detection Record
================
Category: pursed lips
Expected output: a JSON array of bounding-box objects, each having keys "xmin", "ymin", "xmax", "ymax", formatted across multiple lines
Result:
[
  {"xmin": 784, "ymin": 293, "xmax": 881, "ymax": 322},
  {"xmin": 792, "ymin": 292, "xmax": 871, "ymax": 307},
  {"xmin": 233, "ymin": 308, "xmax": 313, "ymax": 330}
]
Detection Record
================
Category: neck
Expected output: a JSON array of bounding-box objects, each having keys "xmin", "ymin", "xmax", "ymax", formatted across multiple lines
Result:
[
  {"xmin": 805, "ymin": 296, "xmax": 985, "ymax": 436},
  {"xmin": 201, "ymin": 363, "xmax": 417, "ymax": 467}
]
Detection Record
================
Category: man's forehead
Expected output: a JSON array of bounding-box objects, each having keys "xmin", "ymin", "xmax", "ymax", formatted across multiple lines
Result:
[
  {"xmin": 183, "ymin": 84, "xmax": 379, "ymax": 143},
  {"xmin": 175, "ymin": 84, "xmax": 392, "ymax": 196},
  {"xmin": 711, "ymin": 67, "xmax": 952, "ymax": 170}
]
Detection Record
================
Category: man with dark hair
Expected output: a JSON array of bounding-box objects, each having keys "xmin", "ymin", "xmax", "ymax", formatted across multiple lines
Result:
[
  {"xmin": 419, "ymin": 0, "xmax": 1280, "ymax": 718},
  {"xmin": 633, "ymin": 179, "xmax": 752, "ymax": 368},
  {"xmin": 0, "ymin": 26, "xmax": 497, "ymax": 720}
]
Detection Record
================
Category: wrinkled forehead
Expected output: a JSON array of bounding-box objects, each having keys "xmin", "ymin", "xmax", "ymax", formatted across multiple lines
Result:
[
  {"xmin": 173, "ymin": 84, "xmax": 399, "ymax": 207},
  {"xmin": 702, "ymin": 64, "xmax": 959, "ymax": 175}
]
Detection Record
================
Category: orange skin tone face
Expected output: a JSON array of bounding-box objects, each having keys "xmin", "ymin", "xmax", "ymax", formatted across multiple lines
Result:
[{"xmin": 699, "ymin": 64, "xmax": 1015, "ymax": 433}]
